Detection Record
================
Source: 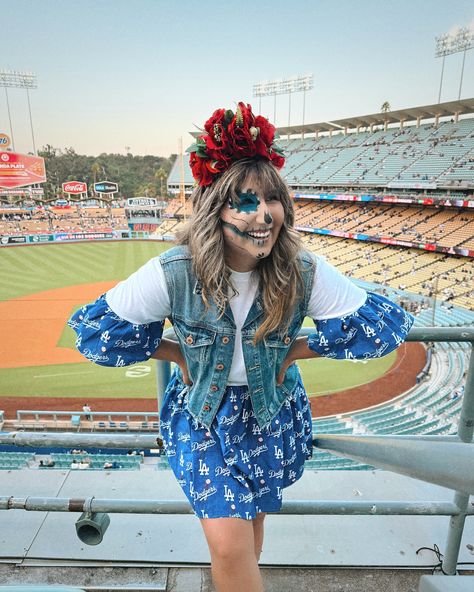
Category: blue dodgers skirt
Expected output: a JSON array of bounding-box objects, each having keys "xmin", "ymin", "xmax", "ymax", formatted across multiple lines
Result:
[{"xmin": 160, "ymin": 369, "xmax": 313, "ymax": 520}]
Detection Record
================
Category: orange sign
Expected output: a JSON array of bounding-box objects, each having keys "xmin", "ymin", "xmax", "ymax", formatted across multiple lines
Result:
[
  {"xmin": 0, "ymin": 134, "xmax": 11, "ymax": 150},
  {"xmin": 0, "ymin": 151, "xmax": 46, "ymax": 189}
]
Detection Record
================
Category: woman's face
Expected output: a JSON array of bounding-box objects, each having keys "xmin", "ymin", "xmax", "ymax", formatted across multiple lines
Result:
[{"xmin": 220, "ymin": 175, "xmax": 285, "ymax": 271}]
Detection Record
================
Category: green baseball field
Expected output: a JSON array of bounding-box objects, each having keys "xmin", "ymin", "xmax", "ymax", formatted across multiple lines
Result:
[{"xmin": 0, "ymin": 241, "xmax": 397, "ymax": 401}]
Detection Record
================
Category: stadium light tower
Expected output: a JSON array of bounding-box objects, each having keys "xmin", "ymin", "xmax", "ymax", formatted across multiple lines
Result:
[
  {"xmin": 253, "ymin": 74, "xmax": 314, "ymax": 132},
  {"xmin": 0, "ymin": 69, "xmax": 38, "ymax": 154},
  {"xmin": 435, "ymin": 27, "xmax": 474, "ymax": 102}
]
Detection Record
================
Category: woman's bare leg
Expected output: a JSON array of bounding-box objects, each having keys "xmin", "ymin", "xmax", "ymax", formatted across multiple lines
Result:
[
  {"xmin": 200, "ymin": 517, "xmax": 264, "ymax": 592},
  {"xmin": 252, "ymin": 512, "xmax": 266, "ymax": 562}
]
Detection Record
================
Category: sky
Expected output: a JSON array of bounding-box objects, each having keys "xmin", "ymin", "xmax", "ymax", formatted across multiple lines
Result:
[{"xmin": 2, "ymin": 0, "xmax": 474, "ymax": 157}]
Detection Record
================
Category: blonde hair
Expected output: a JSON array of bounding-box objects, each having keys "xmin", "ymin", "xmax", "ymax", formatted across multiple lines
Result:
[{"xmin": 176, "ymin": 158, "xmax": 304, "ymax": 342}]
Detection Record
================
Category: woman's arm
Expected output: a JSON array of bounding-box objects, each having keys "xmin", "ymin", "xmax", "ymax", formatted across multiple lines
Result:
[
  {"xmin": 151, "ymin": 338, "xmax": 192, "ymax": 385},
  {"xmin": 277, "ymin": 337, "xmax": 320, "ymax": 385}
]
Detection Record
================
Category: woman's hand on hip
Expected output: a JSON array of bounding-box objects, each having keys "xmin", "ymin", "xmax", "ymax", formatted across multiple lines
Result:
[
  {"xmin": 277, "ymin": 337, "xmax": 320, "ymax": 385},
  {"xmin": 151, "ymin": 338, "xmax": 192, "ymax": 385}
]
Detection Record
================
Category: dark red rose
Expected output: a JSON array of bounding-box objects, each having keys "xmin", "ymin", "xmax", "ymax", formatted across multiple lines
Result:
[
  {"xmin": 254, "ymin": 115, "xmax": 275, "ymax": 145},
  {"xmin": 270, "ymin": 152, "xmax": 285, "ymax": 169},
  {"xmin": 189, "ymin": 152, "xmax": 213, "ymax": 186}
]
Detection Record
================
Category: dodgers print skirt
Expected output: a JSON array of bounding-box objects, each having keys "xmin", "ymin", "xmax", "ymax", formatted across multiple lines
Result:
[{"xmin": 160, "ymin": 369, "xmax": 313, "ymax": 520}]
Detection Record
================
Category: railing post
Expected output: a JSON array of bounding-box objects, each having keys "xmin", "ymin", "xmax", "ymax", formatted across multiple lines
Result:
[
  {"xmin": 156, "ymin": 360, "xmax": 171, "ymax": 424},
  {"xmin": 442, "ymin": 344, "xmax": 474, "ymax": 574},
  {"xmin": 155, "ymin": 328, "xmax": 179, "ymax": 425}
]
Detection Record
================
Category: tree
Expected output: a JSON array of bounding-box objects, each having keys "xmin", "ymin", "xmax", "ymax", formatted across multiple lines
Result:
[
  {"xmin": 155, "ymin": 167, "xmax": 168, "ymax": 199},
  {"xmin": 381, "ymin": 101, "xmax": 391, "ymax": 113}
]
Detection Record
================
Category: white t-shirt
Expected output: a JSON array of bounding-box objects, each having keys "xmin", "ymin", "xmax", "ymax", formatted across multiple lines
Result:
[{"xmin": 106, "ymin": 254, "xmax": 367, "ymax": 384}]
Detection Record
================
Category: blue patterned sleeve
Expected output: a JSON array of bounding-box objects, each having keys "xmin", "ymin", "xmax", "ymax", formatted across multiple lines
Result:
[
  {"xmin": 307, "ymin": 292, "xmax": 414, "ymax": 360},
  {"xmin": 67, "ymin": 294, "xmax": 164, "ymax": 367}
]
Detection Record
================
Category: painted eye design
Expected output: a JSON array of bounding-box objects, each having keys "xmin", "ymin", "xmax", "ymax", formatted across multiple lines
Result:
[{"xmin": 238, "ymin": 192, "xmax": 257, "ymax": 207}]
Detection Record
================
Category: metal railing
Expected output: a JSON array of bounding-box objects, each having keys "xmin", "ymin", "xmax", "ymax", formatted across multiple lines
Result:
[{"xmin": 0, "ymin": 326, "xmax": 473, "ymax": 575}]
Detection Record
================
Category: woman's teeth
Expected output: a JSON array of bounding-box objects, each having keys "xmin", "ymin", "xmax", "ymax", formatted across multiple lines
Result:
[{"xmin": 246, "ymin": 230, "xmax": 270, "ymax": 239}]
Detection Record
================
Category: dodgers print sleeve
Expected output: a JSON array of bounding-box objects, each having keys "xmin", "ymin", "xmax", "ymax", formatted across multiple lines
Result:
[
  {"xmin": 67, "ymin": 257, "xmax": 169, "ymax": 367},
  {"xmin": 306, "ymin": 256, "xmax": 414, "ymax": 360}
]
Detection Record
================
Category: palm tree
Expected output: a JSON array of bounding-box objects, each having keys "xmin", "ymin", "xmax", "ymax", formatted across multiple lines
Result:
[
  {"xmin": 155, "ymin": 167, "xmax": 168, "ymax": 199},
  {"xmin": 381, "ymin": 101, "xmax": 391, "ymax": 113}
]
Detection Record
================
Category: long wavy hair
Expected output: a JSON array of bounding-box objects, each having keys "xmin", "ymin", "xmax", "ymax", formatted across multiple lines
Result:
[{"xmin": 176, "ymin": 158, "xmax": 305, "ymax": 342}]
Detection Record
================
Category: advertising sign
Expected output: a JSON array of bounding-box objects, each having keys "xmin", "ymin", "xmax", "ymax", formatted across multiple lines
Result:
[
  {"xmin": 29, "ymin": 234, "xmax": 55, "ymax": 243},
  {"xmin": 94, "ymin": 181, "xmax": 118, "ymax": 194},
  {"xmin": 62, "ymin": 181, "xmax": 87, "ymax": 195},
  {"xmin": 127, "ymin": 197, "xmax": 157, "ymax": 207},
  {"xmin": 0, "ymin": 235, "xmax": 27, "ymax": 245},
  {"xmin": 0, "ymin": 133, "xmax": 11, "ymax": 150},
  {"xmin": 0, "ymin": 151, "xmax": 46, "ymax": 189},
  {"xmin": 55, "ymin": 232, "xmax": 113, "ymax": 241}
]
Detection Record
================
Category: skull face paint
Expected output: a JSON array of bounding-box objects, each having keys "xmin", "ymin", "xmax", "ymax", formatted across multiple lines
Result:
[{"xmin": 220, "ymin": 180, "xmax": 284, "ymax": 271}]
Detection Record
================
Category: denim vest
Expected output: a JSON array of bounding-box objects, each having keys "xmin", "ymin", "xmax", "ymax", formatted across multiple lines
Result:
[{"xmin": 159, "ymin": 245, "xmax": 315, "ymax": 429}]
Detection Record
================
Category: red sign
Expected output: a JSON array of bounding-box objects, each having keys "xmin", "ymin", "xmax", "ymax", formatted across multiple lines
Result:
[
  {"xmin": 62, "ymin": 181, "xmax": 87, "ymax": 194},
  {"xmin": 0, "ymin": 151, "xmax": 46, "ymax": 189}
]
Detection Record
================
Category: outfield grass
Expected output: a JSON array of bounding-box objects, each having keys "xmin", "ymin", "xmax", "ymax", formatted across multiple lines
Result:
[{"xmin": 0, "ymin": 241, "xmax": 396, "ymax": 399}]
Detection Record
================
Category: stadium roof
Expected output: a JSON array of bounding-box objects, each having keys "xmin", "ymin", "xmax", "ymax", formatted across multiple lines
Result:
[{"xmin": 276, "ymin": 97, "xmax": 474, "ymax": 136}]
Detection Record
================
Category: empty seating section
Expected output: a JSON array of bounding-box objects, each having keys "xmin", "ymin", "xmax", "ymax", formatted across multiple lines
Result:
[
  {"xmin": 283, "ymin": 118, "xmax": 474, "ymax": 188},
  {"xmin": 294, "ymin": 199, "xmax": 474, "ymax": 249},
  {"xmin": 163, "ymin": 197, "xmax": 192, "ymax": 218},
  {"xmin": 302, "ymin": 232, "xmax": 473, "ymax": 311},
  {"xmin": 0, "ymin": 451, "xmax": 34, "ymax": 469}
]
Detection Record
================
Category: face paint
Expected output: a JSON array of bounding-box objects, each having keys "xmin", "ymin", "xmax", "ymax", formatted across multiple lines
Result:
[
  {"xmin": 220, "ymin": 179, "xmax": 285, "ymax": 271},
  {"xmin": 231, "ymin": 190, "xmax": 260, "ymax": 213}
]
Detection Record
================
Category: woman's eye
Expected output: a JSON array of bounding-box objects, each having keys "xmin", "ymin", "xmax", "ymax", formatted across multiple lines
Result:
[{"xmin": 265, "ymin": 194, "xmax": 278, "ymax": 202}]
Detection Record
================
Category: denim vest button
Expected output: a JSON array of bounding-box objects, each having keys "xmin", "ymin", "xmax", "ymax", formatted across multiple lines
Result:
[
  {"xmin": 216, "ymin": 364, "xmax": 224, "ymax": 370},
  {"xmin": 222, "ymin": 336, "xmax": 230, "ymax": 344},
  {"xmin": 210, "ymin": 385, "xmax": 218, "ymax": 391},
  {"xmin": 284, "ymin": 336, "xmax": 291, "ymax": 344},
  {"xmin": 185, "ymin": 335, "xmax": 194, "ymax": 344},
  {"xmin": 203, "ymin": 404, "xmax": 211, "ymax": 411}
]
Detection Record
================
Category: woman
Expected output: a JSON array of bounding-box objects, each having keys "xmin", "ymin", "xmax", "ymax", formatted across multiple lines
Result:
[{"xmin": 69, "ymin": 103, "xmax": 413, "ymax": 591}]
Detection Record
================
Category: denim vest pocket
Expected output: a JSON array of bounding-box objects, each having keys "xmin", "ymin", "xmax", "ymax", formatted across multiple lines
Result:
[
  {"xmin": 280, "ymin": 362, "xmax": 299, "ymax": 395},
  {"xmin": 173, "ymin": 318, "xmax": 217, "ymax": 377}
]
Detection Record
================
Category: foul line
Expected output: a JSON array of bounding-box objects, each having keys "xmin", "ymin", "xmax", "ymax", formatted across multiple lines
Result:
[{"xmin": 34, "ymin": 370, "xmax": 95, "ymax": 378}]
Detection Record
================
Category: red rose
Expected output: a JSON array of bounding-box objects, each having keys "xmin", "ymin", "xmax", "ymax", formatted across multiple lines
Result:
[
  {"xmin": 228, "ymin": 126, "xmax": 257, "ymax": 158},
  {"xmin": 254, "ymin": 115, "xmax": 275, "ymax": 145},
  {"xmin": 189, "ymin": 152, "xmax": 213, "ymax": 186},
  {"xmin": 270, "ymin": 152, "xmax": 285, "ymax": 169}
]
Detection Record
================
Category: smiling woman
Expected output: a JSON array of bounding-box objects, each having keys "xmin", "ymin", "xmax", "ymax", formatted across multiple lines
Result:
[{"xmin": 67, "ymin": 102, "xmax": 414, "ymax": 592}]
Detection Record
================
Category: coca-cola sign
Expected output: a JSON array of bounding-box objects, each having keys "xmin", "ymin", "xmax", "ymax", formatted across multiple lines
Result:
[{"xmin": 62, "ymin": 181, "xmax": 87, "ymax": 194}]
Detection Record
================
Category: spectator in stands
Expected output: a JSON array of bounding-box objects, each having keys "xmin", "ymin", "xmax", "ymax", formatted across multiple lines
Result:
[
  {"xmin": 68, "ymin": 102, "xmax": 414, "ymax": 592},
  {"xmin": 103, "ymin": 460, "xmax": 120, "ymax": 469},
  {"xmin": 82, "ymin": 403, "xmax": 92, "ymax": 420}
]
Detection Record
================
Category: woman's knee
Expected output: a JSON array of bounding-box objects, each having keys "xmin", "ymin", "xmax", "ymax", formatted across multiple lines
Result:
[{"xmin": 201, "ymin": 517, "xmax": 255, "ymax": 562}]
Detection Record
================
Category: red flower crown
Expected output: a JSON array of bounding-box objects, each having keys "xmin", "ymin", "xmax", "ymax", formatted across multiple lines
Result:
[{"xmin": 187, "ymin": 102, "xmax": 285, "ymax": 187}]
